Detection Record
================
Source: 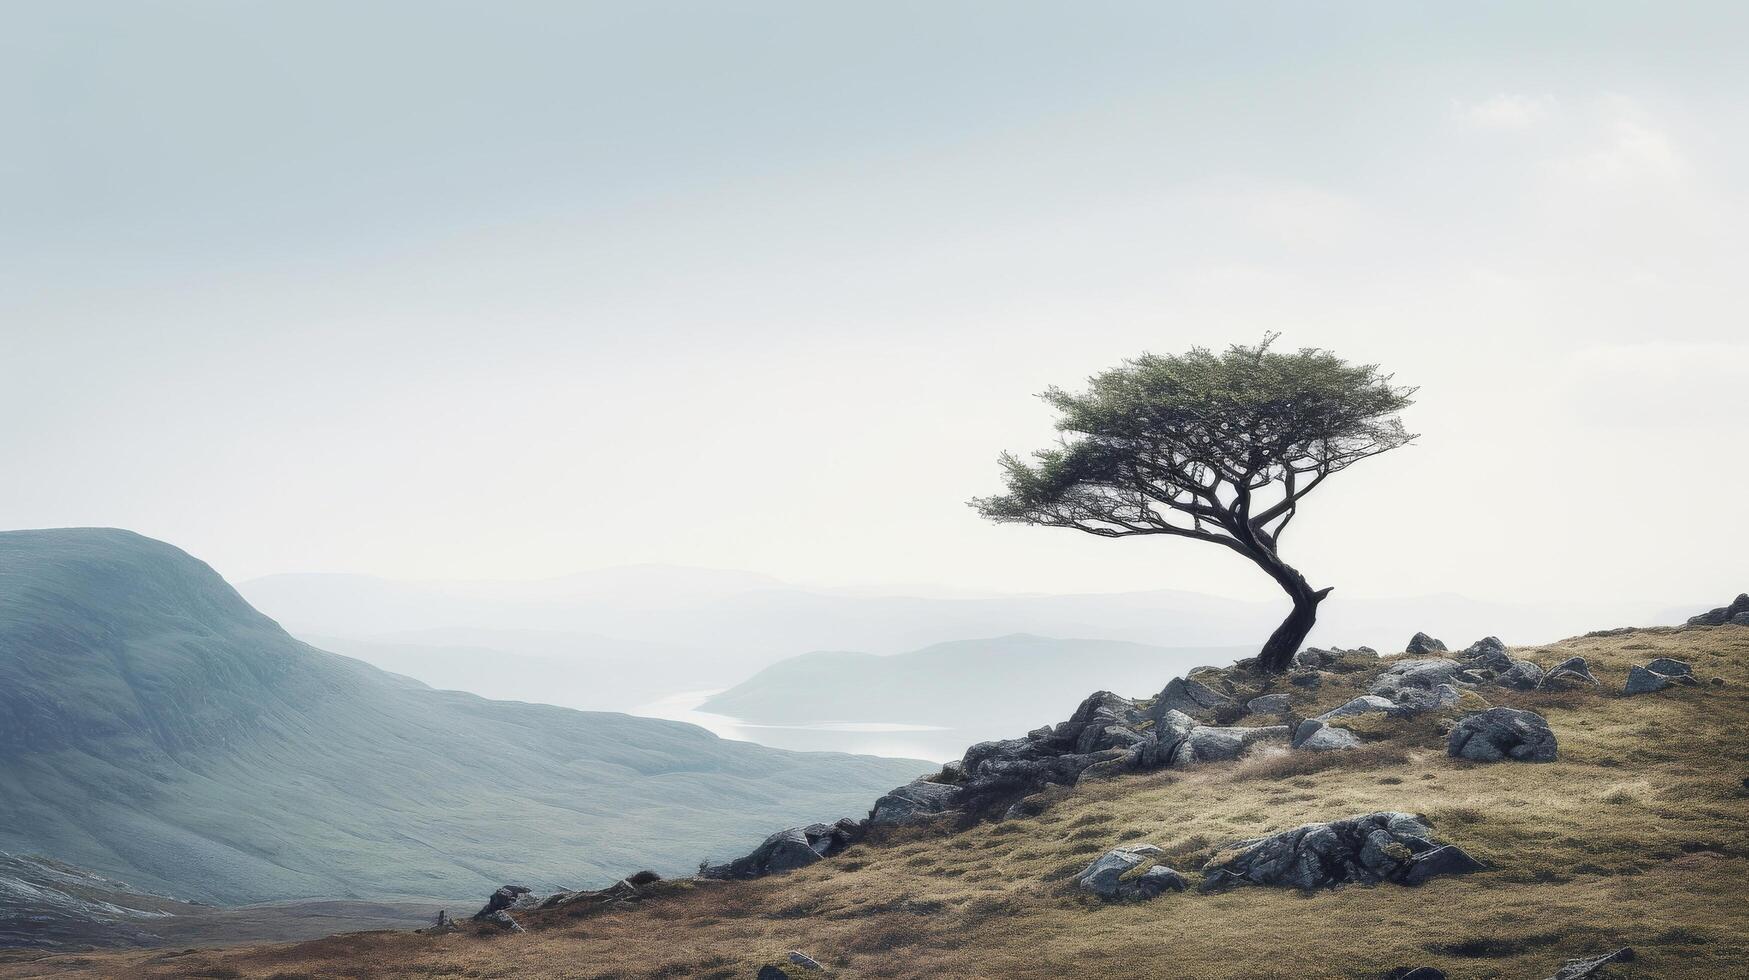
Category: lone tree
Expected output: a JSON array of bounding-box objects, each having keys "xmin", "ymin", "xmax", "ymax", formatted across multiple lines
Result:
[{"xmin": 973, "ymin": 336, "xmax": 1415, "ymax": 673}]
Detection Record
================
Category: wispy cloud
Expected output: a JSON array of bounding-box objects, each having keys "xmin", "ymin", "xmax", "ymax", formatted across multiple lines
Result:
[
  {"xmin": 1452, "ymin": 92, "xmax": 1558, "ymax": 129},
  {"xmin": 1547, "ymin": 96, "xmax": 1689, "ymax": 187}
]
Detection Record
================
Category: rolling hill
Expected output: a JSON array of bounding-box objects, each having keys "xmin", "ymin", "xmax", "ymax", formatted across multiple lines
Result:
[
  {"xmin": 26, "ymin": 622, "xmax": 1745, "ymax": 979},
  {"xmin": 0, "ymin": 529, "xmax": 926, "ymax": 907},
  {"xmin": 699, "ymin": 634, "xmax": 1249, "ymax": 732}
]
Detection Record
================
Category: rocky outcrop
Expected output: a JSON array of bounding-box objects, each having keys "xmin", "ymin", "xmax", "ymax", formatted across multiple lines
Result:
[
  {"xmin": 1074, "ymin": 844, "xmax": 1187, "ymax": 900},
  {"xmin": 1624, "ymin": 659, "xmax": 1697, "ymax": 695},
  {"xmin": 1405, "ymin": 632, "xmax": 1448, "ymax": 655},
  {"xmin": 1447, "ymin": 708, "xmax": 1557, "ymax": 762},
  {"xmin": 472, "ymin": 884, "xmax": 534, "ymax": 920},
  {"xmin": 476, "ymin": 909, "xmax": 523, "ymax": 932},
  {"xmin": 1246, "ymin": 693, "xmax": 1291, "ymax": 715},
  {"xmin": 1686, "ymin": 593, "xmax": 1749, "ymax": 626},
  {"xmin": 1174, "ymin": 724, "xmax": 1289, "ymax": 765},
  {"xmin": 1545, "ymin": 947, "xmax": 1635, "ymax": 980},
  {"xmin": 535, "ymin": 871, "xmax": 662, "ymax": 912},
  {"xmin": 699, "ymin": 820, "xmax": 862, "ymax": 879},
  {"xmin": 1316, "ymin": 695, "xmax": 1396, "ymax": 721},
  {"xmin": 1288, "ymin": 669, "xmax": 1323, "ymax": 688},
  {"xmin": 1148, "ymin": 675, "xmax": 1234, "ymax": 720},
  {"xmin": 863, "ymin": 686, "xmax": 1298, "ymax": 827},
  {"xmin": 698, "ymin": 642, "xmax": 1564, "ymax": 885},
  {"xmin": 1292, "ymin": 719, "xmax": 1361, "ymax": 751},
  {"xmin": 1201, "ymin": 812, "xmax": 1483, "ymax": 891},
  {"xmin": 1398, "ymin": 683, "xmax": 1472, "ymax": 713},
  {"xmin": 1459, "ymin": 636, "xmax": 1512, "ymax": 672},
  {"xmin": 1451, "ymin": 636, "xmax": 1549, "ymax": 690},
  {"xmin": 1495, "ymin": 659, "xmax": 1544, "ymax": 690},
  {"xmin": 869, "ymin": 780, "xmax": 964, "ymax": 824},
  {"xmin": 1370, "ymin": 659, "xmax": 1476, "ymax": 701},
  {"xmin": 1293, "ymin": 646, "xmax": 1378, "ymax": 669},
  {"xmin": 1539, "ymin": 656, "xmax": 1600, "ymax": 690}
]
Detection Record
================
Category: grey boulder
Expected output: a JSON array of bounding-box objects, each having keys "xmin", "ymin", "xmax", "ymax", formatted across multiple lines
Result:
[
  {"xmin": 1246, "ymin": 693, "xmax": 1292, "ymax": 715},
  {"xmin": 1497, "ymin": 660, "xmax": 1545, "ymax": 690},
  {"xmin": 1459, "ymin": 636, "xmax": 1513, "ymax": 672},
  {"xmin": 1447, "ymin": 708, "xmax": 1557, "ymax": 762},
  {"xmin": 1201, "ymin": 812, "xmax": 1482, "ymax": 891},
  {"xmin": 701, "ymin": 819, "xmax": 864, "ymax": 879},
  {"xmin": 1149, "ymin": 675, "xmax": 1234, "ymax": 720},
  {"xmin": 1392, "ymin": 683, "xmax": 1468, "ymax": 714},
  {"xmin": 1292, "ymin": 719, "xmax": 1361, "ymax": 751},
  {"xmin": 869, "ymin": 779, "xmax": 963, "ymax": 825},
  {"xmin": 473, "ymin": 884, "xmax": 533, "ymax": 920},
  {"xmin": 1075, "ymin": 844, "xmax": 1186, "ymax": 900},
  {"xmin": 1624, "ymin": 660, "xmax": 1698, "ymax": 696},
  {"xmin": 1686, "ymin": 593, "xmax": 1749, "ymax": 626},
  {"xmin": 1371, "ymin": 659, "xmax": 1475, "ymax": 699},
  {"xmin": 1172, "ymin": 725, "xmax": 1289, "ymax": 766},
  {"xmin": 1316, "ymin": 695, "xmax": 1396, "ymax": 721},
  {"xmin": 1540, "ymin": 656, "xmax": 1600, "ymax": 690},
  {"xmin": 1406, "ymin": 632, "xmax": 1448, "ymax": 655}
]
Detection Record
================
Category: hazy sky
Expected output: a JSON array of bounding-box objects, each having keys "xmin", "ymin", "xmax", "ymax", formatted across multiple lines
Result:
[{"xmin": 4, "ymin": 2, "xmax": 1745, "ymax": 604}]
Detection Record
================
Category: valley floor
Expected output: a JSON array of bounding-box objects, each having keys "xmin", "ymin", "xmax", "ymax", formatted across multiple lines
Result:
[{"xmin": 6, "ymin": 627, "xmax": 1747, "ymax": 979}]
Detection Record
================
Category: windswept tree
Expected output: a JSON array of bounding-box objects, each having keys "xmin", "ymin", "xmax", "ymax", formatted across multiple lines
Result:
[{"xmin": 973, "ymin": 336, "xmax": 1416, "ymax": 673}]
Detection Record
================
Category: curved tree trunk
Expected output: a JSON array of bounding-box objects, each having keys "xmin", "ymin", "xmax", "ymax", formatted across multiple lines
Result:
[{"xmin": 1254, "ymin": 564, "xmax": 1332, "ymax": 674}]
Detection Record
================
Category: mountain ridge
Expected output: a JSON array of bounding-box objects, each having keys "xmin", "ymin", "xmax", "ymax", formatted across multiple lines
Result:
[{"xmin": 0, "ymin": 528, "xmax": 925, "ymax": 907}]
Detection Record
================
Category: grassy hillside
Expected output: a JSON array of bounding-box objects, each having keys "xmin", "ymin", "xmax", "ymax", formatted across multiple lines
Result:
[
  {"xmin": 15, "ymin": 623, "xmax": 1743, "ymax": 978},
  {"xmin": 0, "ymin": 529, "xmax": 926, "ymax": 907}
]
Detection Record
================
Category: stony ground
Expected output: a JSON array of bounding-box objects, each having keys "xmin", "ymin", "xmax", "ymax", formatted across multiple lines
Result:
[{"xmin": 4, "ymin": 625, "xmax": 1745, "ymax": 980}]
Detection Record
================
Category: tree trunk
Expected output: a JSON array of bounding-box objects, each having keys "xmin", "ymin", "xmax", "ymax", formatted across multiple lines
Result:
[{"xmin": 1255, "ymin": 573, "xmax": 1332, "ymax": 674}]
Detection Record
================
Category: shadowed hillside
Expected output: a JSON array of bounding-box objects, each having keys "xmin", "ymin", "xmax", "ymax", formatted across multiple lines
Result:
[{"xmin": 0, "ymin": 529, "xmax": 926, "ymax": 908}]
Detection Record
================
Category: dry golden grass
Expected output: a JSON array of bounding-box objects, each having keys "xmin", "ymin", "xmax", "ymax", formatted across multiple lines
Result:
[{"xmin": 7, "ymin": 627, "xmax": 1747, "ymax": 979}]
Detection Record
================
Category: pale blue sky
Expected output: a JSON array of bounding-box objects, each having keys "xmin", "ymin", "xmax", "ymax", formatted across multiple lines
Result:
[{"xmin": 3, "ymin": 2, "xmax": 1745, "ymax": 604}]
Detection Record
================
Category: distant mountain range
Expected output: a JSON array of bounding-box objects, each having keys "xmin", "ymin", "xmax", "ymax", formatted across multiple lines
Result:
[
  {"xmin": 240, "ymin": 568, "xmax": 1693, "ymax": 716},
  {"xmin": 0, "ymin": 529, "xmax": 925, "ymax": 907},
  {"xmin": 700, "ymin": 634, "xmax": 1247, "ymax": 735}
]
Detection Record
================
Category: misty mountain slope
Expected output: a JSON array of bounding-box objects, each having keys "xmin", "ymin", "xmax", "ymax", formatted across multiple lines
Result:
[
  {"xmin": 0, "ymin": 852, "xmax": 440, "ymax": 951},
  {"xmin": 303, "ymin": 628, "xmax": 700, "ymax": 711},
  {"xmin": 243, "ymin": 571, "xmax": 1683, "ymax": 712},
  {"xmin": 700, "ymin": 635, "xmax": 1248, "ymax": 731},
  {"xmin": 0, "ymin": 529, "xmax": 925, "ymax": 907}
]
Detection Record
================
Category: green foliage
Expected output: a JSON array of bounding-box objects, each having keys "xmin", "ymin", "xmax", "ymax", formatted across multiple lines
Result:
[{"xmin": 973, "ymin": 335, "xmax": 1415, "ymax": 546}]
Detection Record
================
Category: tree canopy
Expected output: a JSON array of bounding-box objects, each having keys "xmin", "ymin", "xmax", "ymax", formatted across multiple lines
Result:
[{"xmin": 973, "ymin": 335, "xmax": 1416, "ymax": 672}]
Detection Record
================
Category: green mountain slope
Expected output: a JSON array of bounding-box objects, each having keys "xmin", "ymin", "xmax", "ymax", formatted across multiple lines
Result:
[{"xmin": 0, "ymin": 529, "xmax": 926, "ymax": 906}]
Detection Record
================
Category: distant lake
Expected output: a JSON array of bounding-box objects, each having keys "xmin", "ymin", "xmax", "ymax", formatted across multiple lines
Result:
[{"xmin": 632, "ymin": 690, "xmax": 967, "ymax": 763}]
